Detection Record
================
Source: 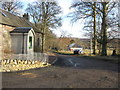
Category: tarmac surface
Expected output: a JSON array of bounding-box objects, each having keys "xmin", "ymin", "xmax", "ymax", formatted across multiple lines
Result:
[{"xmin": 2, "ymin": 54, "xmax": 119, "ymax": 88}]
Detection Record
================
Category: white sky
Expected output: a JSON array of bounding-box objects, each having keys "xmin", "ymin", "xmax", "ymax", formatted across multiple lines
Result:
[{"xmin": 20, "ymin": 0, "xmax": 87, "ymax": 38}]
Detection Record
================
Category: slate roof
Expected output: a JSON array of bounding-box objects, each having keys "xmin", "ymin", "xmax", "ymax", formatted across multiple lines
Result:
[
  {"xmin": 69, "ymin": 43, "xmax": 82, "ymax": 48},
  {"xmin": 10, "ymin": 27, "xmax": 32, "ymax": 33},
  {"xmin": 72, "ymin": 44, "xmax": 82, "ymax": 48},
  {"xmin": 0, "ymin": 9, "xmax": 42, "ymax": 34}
]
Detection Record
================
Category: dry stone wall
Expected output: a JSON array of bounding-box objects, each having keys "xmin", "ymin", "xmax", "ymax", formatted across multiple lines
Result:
[{"xmin": 0, "ymin": 59, "xmax": 50, "ymax": 72}]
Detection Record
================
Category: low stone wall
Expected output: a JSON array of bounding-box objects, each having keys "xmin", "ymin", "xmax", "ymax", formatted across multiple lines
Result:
[{"xmin": 0, "ymin": 59, "xmax": 51, "ymax": 72}]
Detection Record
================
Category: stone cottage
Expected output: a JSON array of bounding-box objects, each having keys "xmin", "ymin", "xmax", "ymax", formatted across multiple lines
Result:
[{"xmin": 0, "ymin": 9, "xmax": 43, "ymax": 56}]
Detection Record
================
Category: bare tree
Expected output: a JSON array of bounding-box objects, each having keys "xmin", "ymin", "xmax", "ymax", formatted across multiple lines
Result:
[
  {"xmin": 2, "ymin": 0, "xmax": 23, "ymax": 15},
  {"xmin": 70, "ymin": 1, "xmax": 98, "ymax": 55},
  {"xmin": 97, "ymin": 2, "xmax": 117, "ymax": 56},
  {"xmin": 26, "ymin": 1, "xmax": 62, "ymax": 52},
  {"xmin": 70, "ymin": 1, "xmax": 118, "ymax": 56}
]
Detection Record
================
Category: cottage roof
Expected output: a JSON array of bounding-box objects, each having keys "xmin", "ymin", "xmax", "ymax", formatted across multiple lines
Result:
[
  {"xmin": 69, "ymin": 43, "xmax": 82, "ymax": 48},
  {"xmin": 73, "ymin": 44, "xmax": 82, "ymax": 48},
  {"xmin": 0, "ymin": 9, "xmax": 42, "ymax": 34},
  {"xmin": 10, "ymin": 27, "xmax": 32, "ymax": 33},
  {"xmin": 69, "ymin": 43, "xmax": 76, "ymax": 48}
]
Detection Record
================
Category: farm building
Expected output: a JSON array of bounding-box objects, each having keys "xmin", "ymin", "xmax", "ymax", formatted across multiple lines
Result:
[
  {"xmin": 68, "ymin": 43, "xmax": 83, "ymax": 53},
  {"xmin": 0, "ymin": 9, "xmax": 43, "ymax": 56}
]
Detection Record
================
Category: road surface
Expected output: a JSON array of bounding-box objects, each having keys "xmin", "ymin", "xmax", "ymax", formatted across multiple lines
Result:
[{"xmin": 2, "ymin": 54, "xmax": 119, "ymax": 88}]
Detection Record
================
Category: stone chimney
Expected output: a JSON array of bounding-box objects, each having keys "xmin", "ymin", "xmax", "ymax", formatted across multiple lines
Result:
[{"xmin": 23, "ymin": 13, "xmax": 29, "ymax": 21}]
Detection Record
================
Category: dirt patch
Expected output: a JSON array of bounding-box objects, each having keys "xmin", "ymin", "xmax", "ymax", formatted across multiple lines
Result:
[{"xmin": 2, "ymin": 66, "xmax": 119, "ymax": 88}]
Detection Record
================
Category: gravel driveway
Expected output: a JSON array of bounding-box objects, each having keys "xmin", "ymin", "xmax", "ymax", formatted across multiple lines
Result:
[{"xmin": 2, "ymin": 54, "xmax": 119, "ymax": 88}]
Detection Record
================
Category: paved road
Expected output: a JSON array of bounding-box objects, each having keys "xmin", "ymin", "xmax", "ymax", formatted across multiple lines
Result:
[
  {"xmin": 54, "ymin": 54, "xmax": 118, "ymax": 72},
  {"xmin": 2, "ymin": 54, "xmax": 119, "ymax": 88}
]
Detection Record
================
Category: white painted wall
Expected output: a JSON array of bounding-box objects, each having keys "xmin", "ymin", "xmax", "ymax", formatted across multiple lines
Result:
[
  {"xmin": 11, "ymin": 28, "xmax": 35, "ymax": 54},
  {"xmin": 70, "ymin": 48, "xmax": 83, "ymax": 53},
  {"xmin": 27, "ymin": 29, "xmax": 35, "ymax": 54}
]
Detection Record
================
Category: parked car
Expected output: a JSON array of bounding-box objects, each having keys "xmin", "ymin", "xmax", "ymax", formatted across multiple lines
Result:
[
  {"xmin": 74, "ymin": 49, "xmax": 83, "ymax": 54},
  {"xmin": 68, "ymin": 43, "xmax": 83, "ymax": 54}
]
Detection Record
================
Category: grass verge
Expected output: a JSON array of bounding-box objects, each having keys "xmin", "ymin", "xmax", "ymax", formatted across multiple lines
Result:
[{"xmin": 53, "ymin": 50, "xmax": 119, "ymax": 64}]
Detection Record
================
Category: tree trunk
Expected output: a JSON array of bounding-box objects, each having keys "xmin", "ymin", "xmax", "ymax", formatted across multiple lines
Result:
[
  {"xmin": 41, "ymin": 24, "xmax": 46, "ymax": 53},
  {"xmin": 101, "ymin": 2, "xmax": 107, "ymax": 56},
  {"xmin": 41, "ymin": 33, "xmax": 45, "ymax": 53},
  {"xmin": 93, "ymin": 2, "xmax": 97, "ymax": 55}
]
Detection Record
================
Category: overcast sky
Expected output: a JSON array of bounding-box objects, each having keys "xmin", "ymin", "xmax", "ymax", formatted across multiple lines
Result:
[{"xmin": 20, "ymin": 0, "xmax": 88, "ymax": 38}]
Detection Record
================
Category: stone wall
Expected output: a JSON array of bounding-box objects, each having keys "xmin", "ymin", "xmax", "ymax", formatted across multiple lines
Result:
[
  {"xmin": 0, "ymin": 59, "xmax": 50, "ymax": 72},
  {"xmin": 0, "ymin": 24, "xmax": 3, "ymax": 60},
  {"xmin": 34, "ymin": 33, "xmax": 42, "ymax": 52},
  {"xmin": 0, "ymin": 24, "xmax": 15, "ymax": 59}
]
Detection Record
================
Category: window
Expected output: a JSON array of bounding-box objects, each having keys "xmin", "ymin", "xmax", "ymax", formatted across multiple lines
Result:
[{"xmin": 29, "ymin": 36, "xmax": 32, "ymax": 49}]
